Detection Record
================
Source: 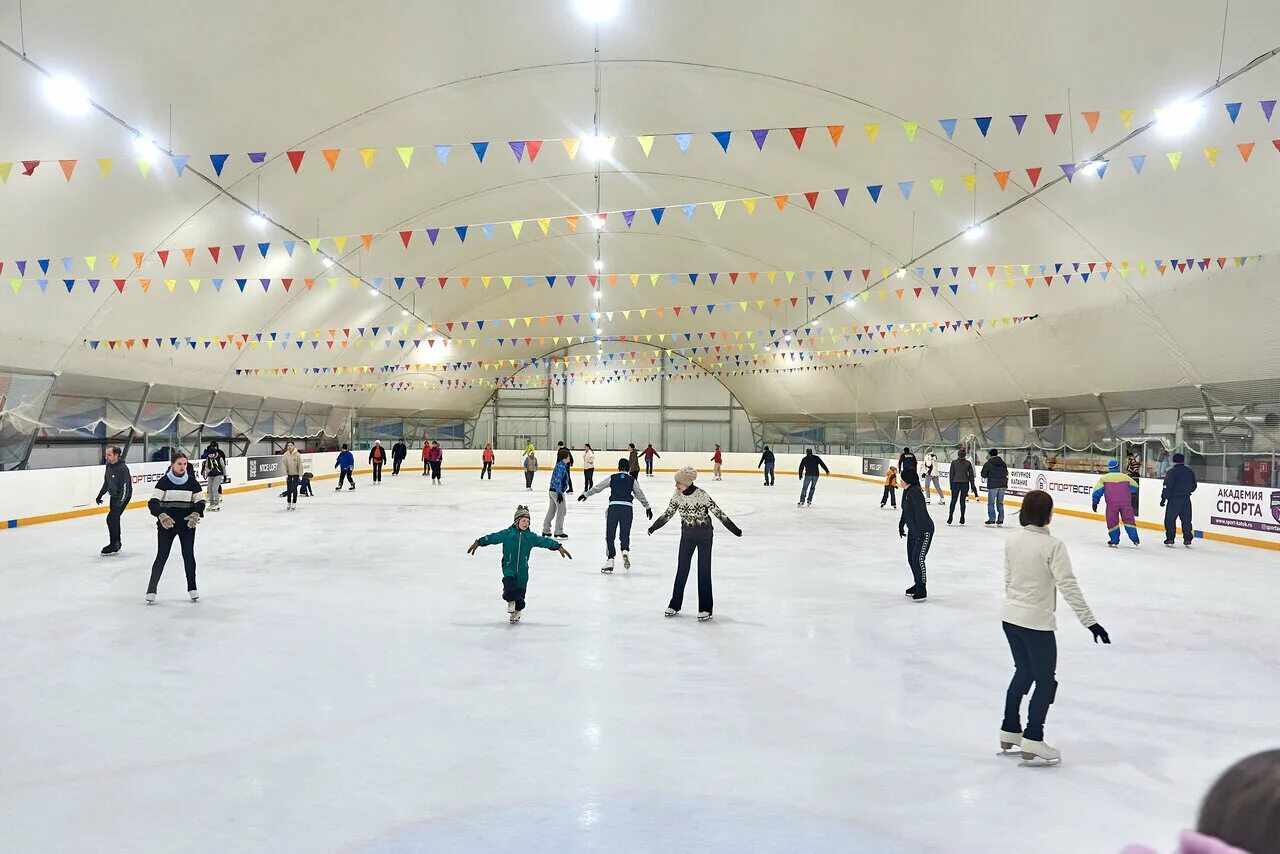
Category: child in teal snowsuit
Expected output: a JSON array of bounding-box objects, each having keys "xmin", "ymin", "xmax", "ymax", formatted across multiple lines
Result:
[
  {"xmin": 468, "ymin": 505, "xmax": 573, "ymax": 622},
  {"xmin": 1092, "ymin": 459, "xmax": 1140, "ymax": 547}
]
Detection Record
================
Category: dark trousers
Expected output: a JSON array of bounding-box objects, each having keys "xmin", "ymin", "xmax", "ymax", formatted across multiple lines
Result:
[
  {"xmin": 286, "ymin": 474, "xmax": 300, "ymax": 504},
  {"xmin": 583, "ymin": 468, "xmax": 594, "ymax": 491},
  {"xmin": 300, "ymin": 479, "xmax": 313, "ymax": 496},
  {"xmin": 605, "ymin": 504, "xmax": 633, "ymax": 558},
  {"xmin": 645, "ymin": 457, "xmax": 654, "ymax": 475},
  {"xmin": 881, "ymin": 485, "xmax": 897, "ymax": 508},
  {"xmin": 948, "ymin": 485, "xmax": 970, "ymax": 522},
  {"xmin": 502, "ymin": 575, "xmax": 527, "ymax": 611},
  {"xmin": 430, "ymin": 461, "xmax": 442, "ymax": 482},
  {"xmin": 1164, "ymin": 496, "xmax": 1194, "ymax": 544},
  {"xmin": 524, "ymin": 470, "xmax": 535, "ymax": 488},
  {"xmin": 763, "ymin": 462, "xmax": 774, "ymax": 485},
  {"xmin": 1001, "ymin": 622, "xmax": 1058, "ymax": 742},
  {"xmin": 907, "ymin": 529, "xmax": 932, "ymax": 590},
  {"xmin": 372, "ymin": 461, "xmax": 383, "ymax": 482},
  {"xmin": 670, "ymin": 530, "xmax": 713, "ymax": 614},
  {"xmin": 423, "ymin": 460, "xmax": 429, "ymax": 475},
  {"xmin": 106, "ymin": 500, "xmax": 125, "ymax": 546},
  {"xmin": 565, "ymin": 470, "xmax": 573, "ymax": 494},
  {"xmin": 337, "ymin": 469, "xmax": 355, "ymax": 489},
  {"xmin": 481, "ymin": 461, "xmax": 493, "ymax": 479},
  {"xmin": 148, "ymin": 523, "xmax": 197, "ymax": 594},
  {"xmin": 392, "ymin": 458, "xmax": 403, "ymax": 475}
]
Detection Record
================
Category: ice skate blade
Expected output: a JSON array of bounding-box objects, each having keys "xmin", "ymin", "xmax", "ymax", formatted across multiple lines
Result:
[
  {"xmin": 1018, "ymin": 756, "xmax": 1061, "ymax": 767},
  {"xmin": 998, "ymin": 747, "xmax": 1022, "ymax": 756}
]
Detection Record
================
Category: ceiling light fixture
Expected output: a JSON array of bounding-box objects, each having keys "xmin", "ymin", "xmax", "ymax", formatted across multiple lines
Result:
[
  {"xmin": 574, "ymin": 0, "xmax": 621, "ymax": 21},
  {"xmin": 1080, "ymin": 159, "xmax": 1106, "ymax": 177},
  {"xmin": 784, "ymin": 333, "xmax": 793, "ymax": 342},
  {"xmin": 401, "ymin": 308, "xmax": 409, "ymax": 316},
  {"xmin": 43, "ymin": 74, "xmax": 91, "ymax": 115},
  {"xmin": 845, "ymin": 297, "xmax": 855, "ymax": 307},
  {"xmin": 594, "ymin": 259, "xmax": 604, "ymax": 271},
  {"xmin": 1155, "ymin": 100, "xmax": 1205, "ymax": 137},
  {"xmin": 595, "ymin": 327, "xmax": 602, "ymax": 334},
  {"xmin": 369, "ymin": 287, "xmax": 379, "ymax": 297},
  {"xmin": 249, "ymin": 211, "xmax": 267, "ymax": 228},
  {"xmin": 321, "ymin": 256, "xmax": 333, "ymax": 268},
  {"xmin": 590, "ymin": 213, "xmax": 607, "ymax": 229},
  {"xmin": 593, "ymin": 289, "xmax": 602, "ymax": 300},
  {"xmin": 964, "ymin": 223, "xmax": 984, "ymax": 241},
  {"xmin": 132, "ymin": 135, "xmax": 161, "ymax": 162}
]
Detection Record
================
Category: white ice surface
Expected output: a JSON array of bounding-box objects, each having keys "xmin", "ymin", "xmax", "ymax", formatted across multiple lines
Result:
[{"xmin": 1, "ymin": 468, "xmax": 1276, "ymax": 854}]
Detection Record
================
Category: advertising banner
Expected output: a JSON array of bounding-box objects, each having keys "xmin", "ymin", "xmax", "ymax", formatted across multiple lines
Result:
[
  {"xmin": 1204, "ymin": 484, "xmax": 1280, "ymax": 536},
  {"xmin": 997, "ymin": 468, "xmax": 1102, "ymax": 513},
  {"xmin": 861, "ymin": 457, "xmax": 895, "ymax": 478},
  {"xmin": 246, "ymin": 454, "xmax": 312, "ymax": 482}
]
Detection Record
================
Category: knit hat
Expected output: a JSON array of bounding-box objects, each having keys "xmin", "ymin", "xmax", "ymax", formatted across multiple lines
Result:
[
  {"xmin": 618, "ymin": 457, "xmax": 630, "ymax": 471},
  {"xmin": 675, "ymin": 465, "xmax": 698, "ymax": 484},
  {"xmin": 513, "ymin": 505, "xmax": 531, "ymax": 524},
  {"xmin": 1108, "ymin": 459, "xmax": 1120, "ymax": 471},
  {"xmin": 1173, "ymin": 453, "xmax": 1185, "ymax": 463}
]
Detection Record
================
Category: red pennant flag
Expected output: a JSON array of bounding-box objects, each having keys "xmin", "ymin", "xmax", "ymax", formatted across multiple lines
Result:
[
  {"xmin": 157, "ymin": 250, "xmax": 170, "ymax": 267},
  {"xmin": 113, "ymin": 279, "xmax": 126, "ymax": 293},
  {"xmin": 789, "ymin": 127, "xmax": 808, "ymax": 148},
  {"xmin": 208, "ymin": 246, "xmax": 220, "ymax": 263},
  {"xmin": 399, "ymin": 230, "xmax": 413, "ymax": 247},
  {"xmin": 281, "ymin": 278, "xmax": 293, "ymax": 291},
  {"xmin": 789, "ymin": 297, "xmax": 799, "ymax": 307},
  {"xmin": 803, "ymin": 191, "xmax": 819, "ymax": 209},
  {"xmin": 1044, "ymin": 113, "xmax": 1063, "ymax": 134},
  {"xmin": 993, "ymin": 170, "xmax": 1011, "ymax": 190},
  {"xmin": 526, "ymin": 140, "xmax": 543, "ymax": 162},
  {"xmin": 286, "ymin": 150, "xmax": 305, "ymax": 173},
  {"xmin": 861, "ymin": 269, "xmax": 870, "ymax": 281},
  {"xmin": 21, "ymin": 160, "xmax": 40, "ymax": 176},
  {"xmin": 1272, "ymin": 139, "xmax": 1280, "ymax": 152},
  {"xmin": 728, "ymin": 271, "xmax": 738, "ymax": 283},
  {"xmin": 1026, "ymin": 167, "xmax": 1043, "ymax": 187},
  {"xmin": 967, "ymin": 266, "xmax": 977, "ymax": 278},
  {"xmin": 438, "ymin": 277, "xmax": 448, "ymax": 288}
]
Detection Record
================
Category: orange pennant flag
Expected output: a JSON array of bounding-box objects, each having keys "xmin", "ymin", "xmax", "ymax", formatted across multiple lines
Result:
[
  {"xmin": 773, "ymin": 194, "xmax": 788, "ymax": 211},
  {"xmin": 322, "ymin": 149, "xmax": 341, "ymax": 171},
  {"xmin": 566, "ymin": 215, "xmax": 580, "ymax": 232},
  {"xmin": 1237, "ymin": 141, "xmax": 1255, "ymax": 162},
  {"xmin": 827, "ymin": 125, "xmax": 844, "ymax": 146},
  {"xmin": 361, "ymin": 233, "xmax": 373, "ymax": 250},
  {"xmin": 132, "ymin": 252, "xmax": 145, "ymax": 269},
  {"xmin": 993, "ymin": 170, "xmax": 1011, "ymax": 190},
  {"xmin": 182, "ymin": 248, "xmax": 195, "ymax": 265},
  {"xmin": 1081, "ymin": 111, "xmax": 1101, "ymax": 133},
  {"xmin": 59, "ymin": 159, "xmax": 77, "ymax": 181}
]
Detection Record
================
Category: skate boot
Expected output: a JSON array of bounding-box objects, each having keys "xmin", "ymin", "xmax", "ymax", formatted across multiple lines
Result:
[
  {"xmin": 904, "ymin": 585, "xmax": 917, "ymax": 597},
  {"xmin": 1107, "ymin": 542, "xmax": 1118, "ymax": 549},
  {"xmin": 1019, "ymin": 739, "xmax": 1061, "ymax": 766},
  {"xmin": 188, "ymin": 590, "xmax": 199, "ymax": 602},
  {"xmin": 507, "ymin": 601, "xmax": 517, "ymax": 615},
  {"xmin": 1164, "ymin": 541, "xmax": 1175, "ymax": 547},
  {"xmin": 145, "ymin": 593, "xmax": 156, "ymax": 604},
  {"xmin": 664, "ymin": 607, "xmax": 678, "ymax": 617},
  {"xmin": 912, "ymin": 587, "xmax": 927, "ymax": 602},
  {"xmin": 101, "ymin": 543, "xmax": 120, "ymax": 556},
  {"xmin": 509, "ymin": 608, "xmax": 522, "ymax": 623},
  {"xmin": 999, "ymin": 730, "xmax": 1023, "ymax": 755},
  {"xmin": 697, "ymin": 611, "xmax": 713, "ymax": 622},
  {"xmin": 621, "ymin": 551, "xmax": 631, "ymax": 570},
  {"xmin": 601, "ymin": 558, "xmax": 614, "ymax": 574}
]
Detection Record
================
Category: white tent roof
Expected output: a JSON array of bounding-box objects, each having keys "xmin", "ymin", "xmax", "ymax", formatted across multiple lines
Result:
[{"xmin": 2, "ymin": 1, "xmax": 1278, "ymax": 420}]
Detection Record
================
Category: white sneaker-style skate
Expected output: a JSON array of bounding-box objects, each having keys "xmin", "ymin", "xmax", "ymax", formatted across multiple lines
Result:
[
  {"xmin": 509, "ymin": 609, "xmax": 522, "ymax": 623},
  {"xmin": 601, "ymin": 558, "xmax": 614, "ymax": 574},
  {"xmin": 1019, "ymin": 739, "xmax": 1061, "ymax": 766},
  {"xmin": 188, "ymin": 590, "xmax": 199, "ymax": 602},
  {"xmin": 145, "ymin": 593, "xmax": 156, "ymax": 604},
  {"xmin": 697, "ymin": 611, "xmax": 713, "ymax": 621},
  {"xmin": 664, "ymin": 607, "xmax": 678, "ymax": 617},
  {"xmin": 998, "ymin": 730, "xmax": 1023, "ymax": 755},
  {"xmin": 507, "ymin": 601, "xmax": 516, "ymax": 615},
  {"xmin": 621, "ymin": 551, "xmax": 631, "ymax": 570}
]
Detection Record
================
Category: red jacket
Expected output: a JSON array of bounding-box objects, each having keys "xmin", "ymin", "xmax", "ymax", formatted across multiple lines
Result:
[
  {"xmin": 712, "ymin": 449, "xmax": 722, "ymax": 463},
  {"xmin": 483, "ymin": 448, "xmax": 494, "ymax": 463}
]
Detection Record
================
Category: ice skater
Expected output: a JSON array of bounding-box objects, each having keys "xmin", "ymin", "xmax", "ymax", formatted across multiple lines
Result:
[
  {"xmin": 334, "ymin": 444, "xmax": 355, "ymax": 490},
  {"xmin": 648, "ymin": 465, "xmax": 742, "ymax": 621},
  {"xmin": 582, "ymin": 444, "xmax": 596, "ymax": 491},
  {"xmin": 982, "ymin": 448, "xmax": 1010, "ymax": 526},
  {"xmin": 541, "ymin": 447, "xmax": 571, "ymax": 539},
  {"xmin": 998, "ymin": 490, "xmax": 1110, "ymax": 765},
  {"xmin": 1160, "ymin": 453, "xmax": 1198, "ymax": 547},
  {"xmin": 282, "ymin": 441, "xmax": 303, "ymax": 510},
  {"xmin": 921, "ymin": 448, "xmax": 943, "ymax": 505},
  {"xmin": 421, "ymin": 442, "xmax": 431, "ymax": 476},
  {"xmin": 1091, "ymin": 460, "xmax": 1140, "ymax": 547},
  {"xmin": 643, "ymin": 443, "xmax": 660, "ymax": 477},
  {"xmin": 898, "ymin": 470, "xmax": 934, "ymax": 601},
  {"xmin": 467, "ymin": 505, "xmax": 572, "ymax": 623},
  {"xmin": 200, "ymin": 441, "xmax": 227, "ymax": 512},
  {"xmin": 711, "ymin": 444, "xmax": 723, "ymax": 480},
  {"xmin": 299, "ymin": 471, "xmax": 314, "ymax": 497},
  {"xmin": 898, "ymin": 446, "xmax": 918, "ymax": 476},
  {"xmin": 627, "ymin": 443, "xmax": 640, "ymax": 477},
  {"xmin": 95, "ymin": 444, "xmax": 133, "ymax": 555},
  {"xmin": 391, "ymin": 438, "xmax": 407, "ymax": 476},
  {"xmin": 145, "ymin": 452, "xmax": 206, "ymax": 604},
  {"xmin": 557, "ymin": 441, "xmax": 574, "ymax": 494},
  {"xmin": 797, "ymin": 448, "xmax": 830, "ymax": 506},
  {"xmin": 947, "ymin": 449, "xmax": 978, "ymax": 525},
  {"xmin": 523, "ymin": 450, "xmax": 538, "ymax": 490},
  {"xmin": 481, "ymin": 443, "xmax": 495, "ymax": 480},
  {"xmin": 758, "ymin": 445, "xmax": 775, "ymax": 485},
  {"xmin": 579, "ymin": 457, "xmax": 653, "ymax": 572},
  {"xmin": 428, "ymin": 441, "xmax": 444, "ymax": 484},
  {"xmin": 368, "ymin": 440, "xmax": 387, "ymax": 483},
  {"xmin": 880, "ymin": 465, "xmax": 898, "ymax": 509}
]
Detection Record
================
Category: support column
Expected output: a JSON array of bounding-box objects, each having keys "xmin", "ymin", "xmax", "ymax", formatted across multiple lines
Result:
[
  {"xmin": 659, "ymin": 353, "xmax": 668, "ymax": 449},
  {"xmin": 1095, "ymin": 392, "xmax": 1121, "ymax": 451},
  {"xmin": 970, "ymin": 404, "xmax": 987, "ymax": 448},
  {"xmin": 247, "ymin": 396, "xmax": 268, "ymax": 444},
  {"xmin": 121, "ymin": 382, "xmax": 154, "ymax": 458}
]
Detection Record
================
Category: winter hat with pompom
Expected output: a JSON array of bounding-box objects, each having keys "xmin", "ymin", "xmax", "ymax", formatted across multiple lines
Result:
[{"xmin": 513, "ymin": 505, "xmax": 531, "ymax": 524}]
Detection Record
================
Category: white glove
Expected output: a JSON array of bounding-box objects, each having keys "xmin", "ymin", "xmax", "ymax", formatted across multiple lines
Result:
[
  {"xmin": 185, "ymin": 513, "xmax": 202, "ymax": 528},
  {"xmin": 158, "ymin": 513, "xmax": 175, "ymax": 529}
]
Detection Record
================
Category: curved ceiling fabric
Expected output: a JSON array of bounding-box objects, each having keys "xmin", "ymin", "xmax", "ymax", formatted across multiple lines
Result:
[{"xmin": 1, "ymin": 1, "xmax": 1277, "ymax": 421}]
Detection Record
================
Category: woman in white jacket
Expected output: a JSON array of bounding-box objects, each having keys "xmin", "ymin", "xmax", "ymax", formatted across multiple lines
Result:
[
  {"xmin": 1000, "ymin": 490, "xmax": 1110, "ymax": 765},
  {"xmin": 582, "ymin": 444, "xmax": 596, "ymax": 492}
]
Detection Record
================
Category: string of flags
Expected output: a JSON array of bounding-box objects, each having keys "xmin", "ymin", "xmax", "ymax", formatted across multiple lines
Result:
[
  {"xmin": 82, "ymin": 315, "xmax": 1036, "ymax": 354},
  {"xmin": 8, "ymin": 254, "xmax": 1260, "ymax": 296},
  {"xmin": 4, "ymin": 100, "xmax": 1276, "ymax": 183},
  {"xmin": 5, "ymin": 140, "xmax": 1277, "ymax": 273}
]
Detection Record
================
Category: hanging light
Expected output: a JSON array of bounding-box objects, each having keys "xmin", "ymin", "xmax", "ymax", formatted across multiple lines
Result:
[
  {"xmin": 593, "ymin": 289, "xmax": 602, "ymax": 300},
  {"xmin": 845, "ymin": 297, "xmax": 855, "ymax": 307},
  {"xmin": 964, "ymin": 223, "xmax": 984, "ymax": 241},
  {"xmin": 594, "ymin": 259, "xmax": 604, "ymax": 271},
  {"xmin": 249, "ymin": 211, "xmax": 267, "ymax": 228},
  {"xmin": 896, "ymin": 268, "xmax": 907, "ymax": 279},
  {"xmin": 590, "ymin": 213, "xmax": 608, "ymax": 229},
  {"xmin": 784, "ymin": 333, "xmax": 793, "ymax": 342},
  {"xmin": 1156, "ymin": 101, "xmax": 1205, "ymax": 137},
  {"xmin": 401, "ymin": 308, "xmax": 409, "ymax": 316},
  {"xmin": 574, "ymin": 0, "xmax": 621, "ymax": 21},
  {"xmin": 132, "ymin": 135, "xmax": 162, "ymax": 162},
  {"xmin": 368, "ymin": 287, "xmax": 379, "ymax": 297},
  {"xmin": 321, "ymin": 256, "xmax": 334, "ymax": 268},
  {"xmin": 43, "ymin": 74, "xmax": 91, "ymax": 115},
  {"xmin": 595, "ymin": 327, "xmax": 602, "ymax": 334}
]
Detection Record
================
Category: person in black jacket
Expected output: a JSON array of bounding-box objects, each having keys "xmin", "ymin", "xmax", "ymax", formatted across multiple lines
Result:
[
  {"xmin": 898, "ymin": 447, "xmax": 918, "ymax": 476},
  {"xmin": 898, "ymin": 470, "xmax": 934, "ymax": 601},
  {"xmin": 1160, "ymin": 453, "xmax": 1198, "ymax": 547},
  {"xmin": 758, "ymin": 446, "xmax": 776, "ymax": 485},
  {"xmin": 200, "ymin": 441, "xmax": 228, "ymax": 512},
  {"xmin": 95, "ymin": 445, "xmax": 133, "ymax": 555},
  {"xmin": 797, "ymin": 448, "xmax": 831, "ymax": 507},
  {"xmin": 146, "ymin": 452, "xmax": 206, "ymax": 604},
  {"xmin": 579, "ymin": 458, "xmax": 654, "ymax": 572},
  {"xmin": 981, "ymin": 449, "xmax": 1010, "ymax": 526},
  {"xmin": 947, "ymin": 449, "xmax": 979, "ymax": 526},
  {"xmin": 391, "ymin": 439, "xmax": 408, "ymax": 476}
]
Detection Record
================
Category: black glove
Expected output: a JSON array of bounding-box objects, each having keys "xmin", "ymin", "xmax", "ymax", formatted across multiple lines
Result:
[
  {"xmin": 898, "ymin": 529, "xmax": 906, "ymax": 538},
  {"xmin": 96, "ymin": 496, "xmax": 103, "ymax": 505},
  {"xmin": 1159, "ymin": 499, "xmax": 1166, "ymax": 507},
  {"xmin": 645, "ymin": 508, "xmax": 653, "ymax": 520},
  {"xmin": 1091, "ymin": 503, "xmax": 1099, "ymax": 513},
  {"xmin": 577, "ymin": 494, "xmax": 587, "ymax": 502},
  {"xmin": 1089, "ymin": 624, "xmax": 1111, "ymax": 644},
  {"xmin": 556, "ymin": 493, "xmax": 564, "ymax": 504},
  {"xmin": 724, "ymin": 520, "xmax": 742, "ymax": 537}
]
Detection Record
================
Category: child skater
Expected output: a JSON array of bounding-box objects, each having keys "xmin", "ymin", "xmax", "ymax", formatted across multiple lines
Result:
[
  {"xmin": 579, "ymin": 457, "xmax": 654, "ymax": 572},
  {"xmin": 648, "ymin": 465, "xmax": 742, "ymax": 622},
  {"xmin": 1092, "ymin": 459, "xmax": 1140, "ymax": 548},
  {"xmin": 299, "ymin": 471, "xmax": 314, "ymax": 497},
  {"xmin": 467, "ymin": 505, "xmax": 572, "ymax": 623},
  {"xmin": 881, "ymin": 465, "xmax": 898, "ymax": 509},
  {"xmin": 898, "ymin": 470, "xmax": 934, "ymax": 602}
]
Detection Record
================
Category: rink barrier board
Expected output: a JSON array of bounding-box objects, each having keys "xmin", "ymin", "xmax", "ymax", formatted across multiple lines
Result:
[{"xmin": 3, "ymin": 457, "xmax": 1276, "ymax": 551}]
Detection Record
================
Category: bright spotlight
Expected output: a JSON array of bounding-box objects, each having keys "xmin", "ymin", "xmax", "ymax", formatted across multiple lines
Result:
[
  {"xmin": 595, "ymin": 327, "xmax": 602, "ymax": 334},
  {"xmin": 1156, "ymin": 101, "xmax": 1205, "ymax": 137},
  {"xmin": 896, "ymin": 268, "xmax": 906, "ymax": 279},
  {"xmin": 132, "ymin": 135, "xmax": 162, "ymax": 161},
  {"xmin": 249, "ymin": 211, "xmax": 267, "ymax": 228},
  {"xmin": 964, "ymin": 223, "xmax": 984, "ymax": 241},
  {"xmin": 401, "ymin": 308, "xmax": 409, "ymax": 316},
  {"xmin": 1080, "ymin": 159, "xmax": 1106, "ymax": 177},
  {"xmin": 369, "ymin": 288, "xmax": 379, "ymax": 297},
  {"xmin": 43, "ymin": 74, "xmax": 91, "ymax": 115},
  {"xmin": 574, "ymin": 0, "xmax": 621, "ymax": 21},
  {"xmin": 322, "ymin": 256, "xmax": 333, "ymax": 268},
  {"xmin": 593, "ymin": 289, "xmax": 602, "ymax": 300},
  {"xmin": 590, "ymin": 213, "xmax": 608, "ymax": 230},
  {"xmin": 594, "ymin": 259, "xmax": 604, "ymax": 271},
  {"xmin": 784, "ymin": 333, "xmax": 792, "ymax": 342},
  {"xmin": 845, "ymin": 298, "xmax": 855, "ymax": 307}
]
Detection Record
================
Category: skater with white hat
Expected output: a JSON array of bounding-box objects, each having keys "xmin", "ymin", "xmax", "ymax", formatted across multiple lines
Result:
[{"xmin": 648, "ymin": 465, "xmax": 742, "ymax": 621}]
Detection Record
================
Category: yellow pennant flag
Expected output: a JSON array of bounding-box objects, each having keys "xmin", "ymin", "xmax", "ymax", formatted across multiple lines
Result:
[
  {"xmin": 328, "ymin": 277, "xmax": 338, "ymax": 288},
  {"xmin": 636, "ymin": 135, "xmax": 654, "ymax": 157},
  {"xmin": 711, "ymin": 200, "xmax": 726, "ymax": 219},
  {"xmin": 396, "ymin": 146, "xmax": 414, "ymax": 168},
  {"xmin": 359, "ymin": 148, "xmax": 377, "ymax": 168},
  {"xmin": 510, "ymin": 221, "xmax": 524, "ymax": 238},
  {"xmin": 962, "ymin": 174, "xmax": 976, "ymax": 193},
  {"xmin": 136, "ymin": 158, "xmax": 152, "ymax": 178},
  {"xmin": 767, "ymin": 271, "xmax": 777, "ymax": 284},
  {"xmin": 482, "ymin": 276, "xmax": 491, "ymax": 289},
  {"xmin": 109, "ymin": 254, "xmax": 119, "ymax": 270},
  {"xmin": 538, "ymin": 218, "xmax": 551, "ymax": 235},
  {"xmin": 523, "ymin": 317, "xmax": 533, "ymax": 327},
  {"xmin": 622, "ymin": 310, "xmax": 631, "ymax": 319},
  {"xmin": 508, "ymin": 318, "xmax": 517, "ymax": 328},
  {"xmin": 863, "ymin": 123, "xmax": 880, "ymax": 143},
  {"xmin": 307, "ymin": 238, "xmax": 322, "ymax": 254},
  {"xmin": 10, "ymin": 279, "xmax": 21, "ymax": 293},
  {"xmin": 97, "ymin": 158, "xmax": 114, "ymax": 178},
  {"xmin": 85, "ymin": 256, "xmax": 97, "ymax": 271},
  {"xmin": 755, "ymin": 300, "xmax": 765, "ymax": 309},
  {"xmin": 629, "ymin": 273, "xmax": 639, "ymax": 286},
  {"xmin": 902, "ymin": 121, "xmax": 919, "ymax": 142},
  {"xmin": 860, "ymin": 292, "xmax": 869, "ymax": 302},
  {"xmin": 350, "ymin": 277, "xmax": 360, "ymax": 288},
  {"xmin": 164, "ymin": 279, "xmax": 177, "ymax": 292},
  {"xmin": 649, "ymin": 273, "xmax": 659, "ymax": 286},
  {"xmin": 1203, "ymin": 146, "xmax": 1219, "ymax": 165},
  {"xmin": 333, "ymin": 235, "xmax": 348, "ymax": 253},
  {"xmin": 562, "ymin": 138, "xmax": 580, "ymax": 160},
  {"xmin": 785, "ymin": 271, "xmax": 795, "ymax": 283},
  {"xmin": 1118, "ymin": 109, "xmax": 1135, "ymax": 129},
  {"xmin": 738, "ymin": 301, "xmax": 748, "ymax": 311},
  {"xmin": 742, "ymin": 197, "xmax": 756, "ymax": 215},
  {"xmin": 0, "ymin": 162, "xmax": 12, "ymax": 183},
  {"xmin": 1166, "ymin": 151, "xmax": 1182, "ymax": 170},
  {"xmin": 638, "ymin": 309, "xmax": 647, "ymax": 318},
  {"xmin": 930, "ymin": 177, "xmax": 945, "ymax": 196}
]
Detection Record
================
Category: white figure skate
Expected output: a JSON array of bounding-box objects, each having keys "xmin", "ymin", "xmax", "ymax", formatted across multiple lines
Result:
[{"xmin": 1019, "ymin": 739, "xmax": 1061, "ymax": 766}]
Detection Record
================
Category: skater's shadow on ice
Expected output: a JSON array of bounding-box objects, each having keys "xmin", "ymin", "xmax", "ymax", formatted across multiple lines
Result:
[{"xmin": 449, "ymin": 621, "xmax": 572, "ymax": 629}]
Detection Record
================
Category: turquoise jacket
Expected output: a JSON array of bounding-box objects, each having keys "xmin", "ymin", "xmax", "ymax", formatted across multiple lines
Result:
[{"xmin": 475, "ymin": 525, "xmax": 561, "ymax": 587}]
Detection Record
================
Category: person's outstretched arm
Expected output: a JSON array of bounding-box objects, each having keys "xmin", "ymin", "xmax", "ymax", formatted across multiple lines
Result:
[
  {"xmin": 706, "ymin": 495, "xmax": 742, "ymax": 537},
  {"xmin": 648, "ymin": 497, "xmax": 678, "ymax": 534},
  {"xmin": 819, "ymin": 456, "xmax": 830, "ymax": 474}
]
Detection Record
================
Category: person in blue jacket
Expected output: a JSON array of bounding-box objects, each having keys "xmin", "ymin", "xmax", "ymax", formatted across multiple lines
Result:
[
  {"xmin": 1160, "ymin": 453, "xmax": 1198, "ymax": 547},
  {"xmin": 468, "ymin": 505, "xmax": 572, "ymax": 622},
  {"xmin": 334, "ymin": 444, "xmax": 356, "ymax": 490},
  {"xmin": 541, "ymin": 447, "xmax": 571, "ymax": 539}
]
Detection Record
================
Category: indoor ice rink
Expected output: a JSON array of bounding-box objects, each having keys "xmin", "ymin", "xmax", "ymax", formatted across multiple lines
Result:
[{"xmin": 1, "ymin": 2, "xmax": 1279, "ymax": 853}]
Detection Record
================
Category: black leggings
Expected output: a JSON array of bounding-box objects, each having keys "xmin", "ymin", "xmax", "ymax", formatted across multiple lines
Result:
[
  {"xmin": 881, "ymin": 485, "xmax": 897, "ymax": 507},
  {"xmin": 431, "ymin": 461, "xmax": 442, "ymax": 482},
  {"xmin": 524, "ymin": 470, "xmax": 535, "ymax": 488},
  {"xmin": 502, "ymin": 576, "xmax": 527, "ymax": 611},
  {"xmin": 948, "ymin": 485, "xmax": 971, "ymax": 522},
  {"xmin": 906, "ymin": 529, "xmax": 932, "ymax": 591},
  {"xmin": 286, "ymin": 474, "xmax": 300, "ymax": 504},
  {"xmin": 148, "ymin": 523, "xmax": 197, "ymax": 594},
  {"xmin": 372, "ymin": 461, "xmax": 383, "ymax": 482},
  {"xmin": 1002, "ymin": 622, "xmax": 1058, "ymax": 742},
  {"xmin": 670, "ymin": 531, "xmax": 713, "ymax": 614},
  {"xmin": 481, "ymin": 461, "xmax": 493, "ymax": 479},
  {"xmin": 583, "ymin": 468, "xmax": 595, "ymax": 491}
]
